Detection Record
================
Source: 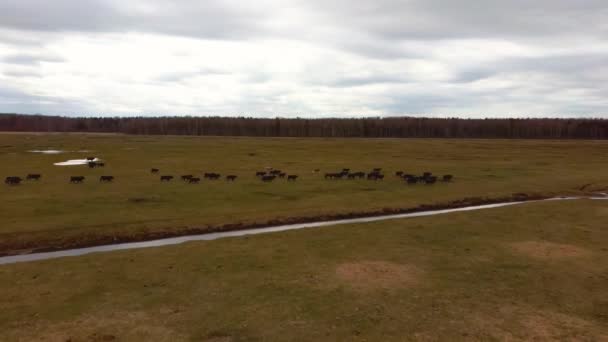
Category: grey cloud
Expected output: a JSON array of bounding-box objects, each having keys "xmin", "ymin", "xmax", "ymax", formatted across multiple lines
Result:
[
  {"xmin": 0, "ymin": 0, "xmax": 268, "ymax": 40},
  {"xmin": 155, "ymin": 68, "xmax": 230, "ymax": 83},
  {"xmin": 0, "ymin": 85, "xmax": 87, "ymax": 115},
  {"xmin": 2, "ymin": 53, "xmax": 65, "ymax": 65},
  {"xmin": 2, "ymin": 69, "xmax": 43, "ymax": 78}
]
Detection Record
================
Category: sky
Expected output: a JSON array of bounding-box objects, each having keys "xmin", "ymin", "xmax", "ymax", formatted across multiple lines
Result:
[{"xmin": 0, "ymin": 0, "xmax": 607, "ymax": 118}]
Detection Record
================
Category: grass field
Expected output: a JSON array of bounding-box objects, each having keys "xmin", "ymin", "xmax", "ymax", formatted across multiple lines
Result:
[
  {"xmin": 1, "ymin": 133, "xmax": 608, "ymax": 254},
  {"xmin": 1, "ymin": 199, "xmax": 607, "ymax": 341}
]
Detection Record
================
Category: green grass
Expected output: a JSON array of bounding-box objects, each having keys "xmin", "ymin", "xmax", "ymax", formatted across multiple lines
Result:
[
  {"xmin": 1, "ymin": 200, "xmax": 606, "ymax": 341},
  {"xmin": 1, "ymin": 133, "xmax": 608, "ymax": 253}
]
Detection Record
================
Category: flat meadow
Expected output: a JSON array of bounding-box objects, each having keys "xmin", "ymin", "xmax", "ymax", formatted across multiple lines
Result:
[{"xmin": 1, "ymin": 133, "xmax": 608, "ymax": 254}]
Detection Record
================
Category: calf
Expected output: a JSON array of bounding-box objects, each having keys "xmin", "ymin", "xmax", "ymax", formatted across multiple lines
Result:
[
  {"xmin": 99, "ymin": 175, "xmax": 114, "ymax": 182},
  {"xmin": 151, "ymin": 168, "xmax": 159, "ymax": 174},
  {"xmin": 26, "ymin": 174, "xmax": 41, "ymax": 181},
  {"xmin": 160, "ymin": 175, "xmax": 174, "ymax": 182},
  {"xmin": 5, "ymin": 176, "xmax": 22, "ymax": 185},
  {"xmin": 442, "ymin": 174, "xmax": 454, "ymax": 182},
  {"xmin": 70, "ymin": 176, "xmax": 85, "ymax": 183},
  {"xmin": 188, "ymin": 177, "xmax": 201, "ymax": 184},
  {"xmin": 261, "ymin": 175, "xmax": 276, "ymax": 182},
  {"xmin": 226, "ymin": 175, "xmax": 237, "ymax": 181},
  {"xmin": 287, "ymin": 175, "xmax": 298, "ymax": 181}
]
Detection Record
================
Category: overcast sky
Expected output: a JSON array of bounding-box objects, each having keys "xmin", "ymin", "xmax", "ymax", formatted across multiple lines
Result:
[{"xmin": 0, "ymin": 0, "xmax": 607, "ymax": 117}]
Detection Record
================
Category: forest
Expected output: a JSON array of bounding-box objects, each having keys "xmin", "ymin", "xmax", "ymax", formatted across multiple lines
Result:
[{"xmin": 1, "ymin": 113, "xmax": 608, "ymax": 139}]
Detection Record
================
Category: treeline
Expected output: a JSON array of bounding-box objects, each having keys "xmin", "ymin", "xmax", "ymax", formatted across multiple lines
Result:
[{"xmin": 1, "ymin": 113, "xmax": 608, "ymax": 139}]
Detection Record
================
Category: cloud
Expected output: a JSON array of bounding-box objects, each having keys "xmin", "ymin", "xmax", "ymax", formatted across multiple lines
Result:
[
  {"xmin": 0, "ymin": 0, "xmax": 606, "ymax": 117},
  {"xmin": 2, "ymin": 53, "xmax": 65, "ymax": 65}
]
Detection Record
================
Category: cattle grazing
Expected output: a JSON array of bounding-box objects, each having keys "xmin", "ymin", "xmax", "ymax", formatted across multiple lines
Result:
[
  {"xmin": 350, "ymin": 171, "xmax": 366, "ymax": 179},
  {"xmin": 181, "ymin": 175, "xmax": 193, "ymax": 181},
  {"xmin": 442, "ymin": 175, "xmax": 454, "ymax": 182},
  {"xmin": 151, "ymin": 168, "xmax": 159, "ymax": 174},
  {"xmin": 405, "ymin": 176, "xmax": 418, "ymax": 184},
  {"xmin": 367, "ymin": 172, "xmax": 384, "ymax": 180},
  {"xmin": 424, "ymin": 176, "xmax": 438, "ymax": 184},
  {"xmin": 261, "ymin": 175, "xmax": 276, "ymax": 182},
  {"xmin": 188, "ymin": 177, "xmax": 201, "ymax": 184},
  {"xmin": 226, "ymin": 175, "xmax": 237, "ymax": 181},
  {"xmin": 255, "ymin": 171, "xmax": 266, "ymax": 177},
  {"xmin": 287, "ymin": 175, "xmax": 298, "ymax": 181},
  {"xmin": 205, "ymin": 173, "xmax": 221, "ymax": 180},
  {"xmin": 160, "ymin": 175, "xmax": 174, "ymax": 182},
  {"xmin": 70, "ymin": 176, "xmax": 85, "ymax": 183},
  {"xmin": 278, "ymin": 172, "xmax": 286, "ymax": 178},
  {"xmin": 99, "ymin": 176, "xmax": 114, "ymax": 182},
  {"xmin": 395, "ymin": 171, "xmax": 404, "ymax": 177},
  {"xmin": 26, "ymin": 174, "xmax": 41, "ymax": 181},
  {"xmin": 86, "ymin": 157, "xmax": 96, "ymax": 161},
  {"xmin": 5, "ymin": 176, "xmax": 22, "ymax": 185},
  {"xmin": 324, "ymin": 172, "xmax": 343, "ymax": 179},
  {"xmin": 88, "ymin": 161, "xmax": 97, "ymax": 168},
  {"xmin": 96, "ymin": 162, "xmax": 105, "ymax": 168}
]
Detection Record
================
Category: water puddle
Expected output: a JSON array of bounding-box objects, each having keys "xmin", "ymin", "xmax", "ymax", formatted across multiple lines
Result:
[
  {"xmin": 1, "ymin": 196, "xmax": 605, "ymax": 265},
  {"xmin": 54, "ymin": 158, "xmax": 100, "ymax": 166},
  {"xmin": 29, "ymin": 150, "xmax": 64, "ymax": 154}
]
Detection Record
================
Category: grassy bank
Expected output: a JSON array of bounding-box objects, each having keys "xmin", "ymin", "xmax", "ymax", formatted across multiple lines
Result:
[
  {"xmin": 1, "ymin": 133, "xmax": 607, "ymax": 253},
  {"xmin": 1, "ymin": 200, "xmax": 606, "ymax": 341}
]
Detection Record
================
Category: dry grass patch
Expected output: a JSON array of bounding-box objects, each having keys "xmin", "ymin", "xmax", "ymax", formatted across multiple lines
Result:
[
  {"xmin": 3, "ymin": 310, "xmax": 184, "ymax": 342},
  {"xmin": 471, "ymin": 306, "xmax": 607, "ymax": 341},
  {"xmin": 509, "ymin": 241, "xmax": 592, "ymax": 260},
  {"xmin": 335, "ymin": 260, "xmax": 422, "ymax": 291}
]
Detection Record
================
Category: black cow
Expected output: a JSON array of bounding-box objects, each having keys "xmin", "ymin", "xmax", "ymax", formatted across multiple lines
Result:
[
  {"xmin": 151, "ymin": 168, "xmax": 159, "ymax": 174},
  {"xmin": 70, "ymin": 176, "xmax": 85, "ymax": 183},
  {"xmin": 181, "ymin": 175, "xmax": 193, "ymax": 181},
  {"xmin": 226, "ymin": 175, "xmax": 237, "ymax": 181},
  {"xmin": 86, "ymin": 157, "xmax": 96, "ymax": 161},
  {"xmin": 442, "ymin": 175, "xmax": 454, "ymax": 182},
  {"xmin": 278, "ymin": 172, "xmax": 286, "ymax": 178},
  {"xmin": 188, "ymin": 177, "xmax": 201, "ymax": 184},
  {"xmin": 255, "ymin": 171, "xmax": 266, "ymax": 177},
  {"xmin": 26, "ymin": 174, "xmax": 41, "ymax": 181},
  {"xmin": 287, "ymin": 175, "xmax": 298, "ymax": 181},
  {"xmin": 395, "ymin": 171, "xmax": 404, "ymax": 177},
  {"xmin": 424, "ymin": 176, "xmax": 438, "ymax": 184},
  {"xmin": 367, "ymin": 172, "xmax": 384, "ymax": 180},
  {"xmin": 99, "ymin": 176, "xmax": 114, "ymax": 182},
  {"xmin": 160, "ymin": 175, "xmax": 174, "ymax": 182},
  {"xmin": 88, "ymin": 161, "xmax": 97, "ymax": 168},
  {"xmin": 325, "ymin": 172, "xmax": 343, "ymax": 179},
  {"xmin": 96, "ymin": 162, "xmax": 105, "ymax": 168},
  {"xmin": 405, "ymin": 176, "xmax": 418, "ymax": 184},
  {"xmin": 261, "ymin": 175, "xmax": 276, "ymax": 182},
  {"xmin": 204, "ymin": 172, "xmax": 221, "ymax": 180},
  {"xmin": 5, "ymin": 176, "xmax": 22, "ymax": 185}
]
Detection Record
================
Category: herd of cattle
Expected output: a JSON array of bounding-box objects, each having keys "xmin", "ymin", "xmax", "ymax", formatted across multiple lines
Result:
[
  {"xmin": 4, "ymin": 158, "xmax": 454, "ymax": 186},
  {"xmin": 323, "ymin": 168, "xmax": 452, "ymax": 184}
]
